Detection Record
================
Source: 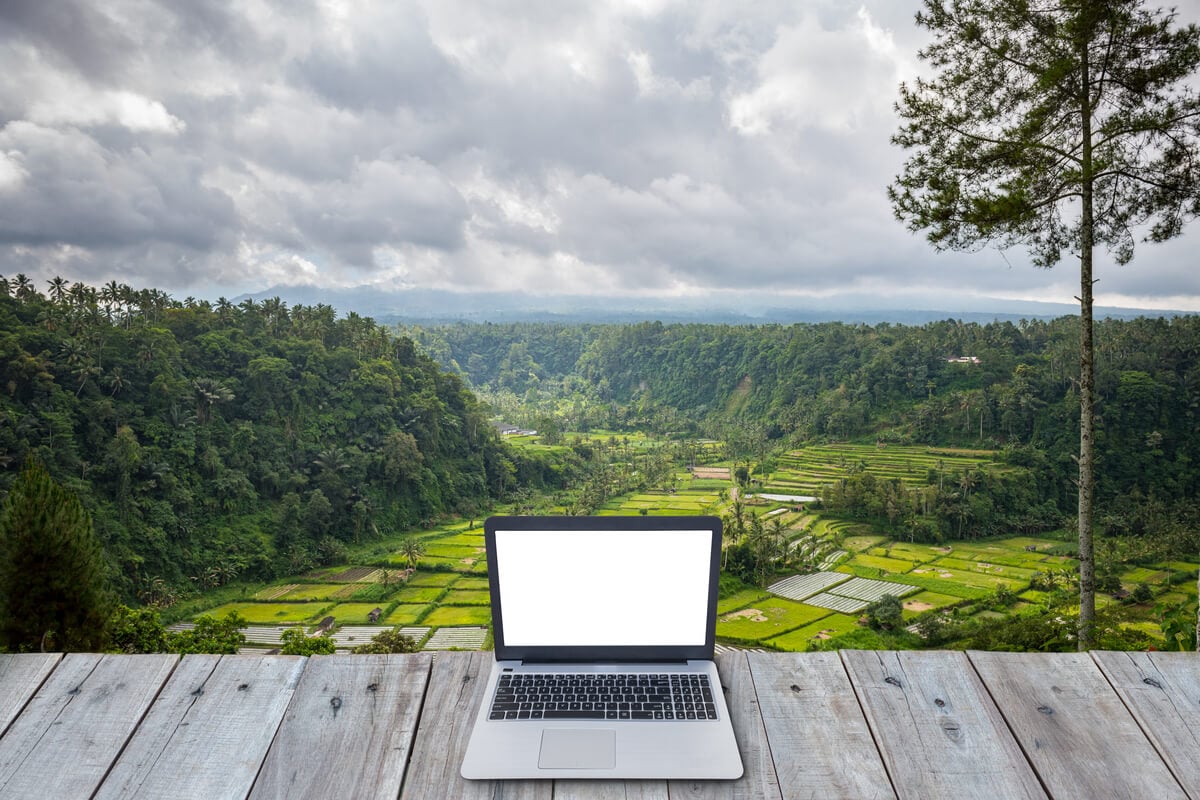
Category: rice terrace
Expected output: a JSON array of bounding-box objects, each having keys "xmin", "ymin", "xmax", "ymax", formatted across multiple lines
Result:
[{"xmin": 178, "ymin": 440, "xmax": 1194, "ymax": 653}]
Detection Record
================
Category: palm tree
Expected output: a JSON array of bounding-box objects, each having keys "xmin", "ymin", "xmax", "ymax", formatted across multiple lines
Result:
[
  {"xmin": 192, "ymin": 378, "xmax": 234, "ymax": 424},
  {"xmin": 399, "ymin": 537, "xmax": 426, "ymax": 570},
  {"xmin": 11, "ymin": 273, "xmax": 35, "ymax": 300},
  {"xmin": 47, "ymin": 276, "xmax": 68, "ymax": 304}
]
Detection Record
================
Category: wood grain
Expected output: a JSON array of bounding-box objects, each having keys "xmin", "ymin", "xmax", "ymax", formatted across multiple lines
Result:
[
  {"xmin": 0, "ymin": 653, "xmax": 177, "ymax": 799},
  {"xmin": 744, "ymin": 651, "xmax": 894, "ymax": 800},
  {"xmin": 95, "ymin": 653, "xmax": 305, "ymax": 799},
  {"xmin": 399, "ymin": 651, "xmax": 550, "ymax": 800},
  {"xmin": 844, "ymin": 649, "xmax": 1046, "ymax": 800},
  {"xmin": 1092, "ymin": 650, "xmax": 1200, "ymax": 797},
  {"xmin": 668, "ymin": 650, "xmax": 783, "ymax": 800},
  {"xmin": 249, "ymin": 653, "xmax": 432, "ymax": 800},
  {"xmin": 0, "ymin": 653, "xmax": 60, "ymax": 737},
  {"xmin": 969, "ymin": 650, "xmax": 1186, "ymax": 800}
]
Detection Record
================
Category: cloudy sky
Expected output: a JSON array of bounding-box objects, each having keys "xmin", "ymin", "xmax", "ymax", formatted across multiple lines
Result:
[{"xmin": 2, "ymin": 0, "xmax": 1199, "ymax": 312}]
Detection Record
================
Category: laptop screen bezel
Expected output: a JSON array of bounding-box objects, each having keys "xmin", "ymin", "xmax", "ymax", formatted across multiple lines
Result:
[{"xmin": 485, "ymin": 515, "xmax": 723, "ymax": 662}]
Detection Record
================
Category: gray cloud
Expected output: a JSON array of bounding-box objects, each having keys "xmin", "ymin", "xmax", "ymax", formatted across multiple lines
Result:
[{"xmin": 0, "ymin": 0, "xmax": 1198, "ymax": 310}]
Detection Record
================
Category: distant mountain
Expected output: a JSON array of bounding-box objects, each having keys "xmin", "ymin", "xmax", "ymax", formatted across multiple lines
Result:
[{"xmin": 234, "ymin": 285, "xmax": 1188, "ymax": 325}]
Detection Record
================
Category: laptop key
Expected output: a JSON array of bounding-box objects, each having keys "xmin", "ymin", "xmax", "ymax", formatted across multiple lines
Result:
[{"xmin": 542, "ymin": 710, "xmax": 606, "ymax": 720}]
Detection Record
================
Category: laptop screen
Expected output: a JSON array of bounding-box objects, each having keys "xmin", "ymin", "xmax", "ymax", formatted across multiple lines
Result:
[{"xmin": 485, "ymin": 516, "xmax": 722, "ymax": 661}]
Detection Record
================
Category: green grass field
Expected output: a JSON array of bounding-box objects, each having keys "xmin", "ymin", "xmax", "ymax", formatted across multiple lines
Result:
[
  {"xmin": 764, "ymin": 614, "xmax": 860, "ymax": 651},
  {"xmin": 717, "ymin": 589, "xmax": 771, "ymax": 615},
  {"xmin": 716, "ymin": 598, "xmax": 832, "ymax": 643},
  {"xmin": 207, "ymin": 602, "xmax": 328, "ymax": 624},
  {"xmin": 424, "ymin": 606, "xmax": 491, "ymax": 626},
  {"xmin": 391, "ymin": 586, "xmax": 448, "ymax": 604},
  {"xmin": 405, "ymin": 572, "xmax": 462, "ymax": 587},
  {"xmin": 854, "ymin": 553, "xmax": 919, "ymax": 574},
  {"xmin": 441, "ymin": 590, "xmax": 491, "ymax": 606},
  {"xmin": 327, "ymin": 603, "xmax": 395, "ymax": 624},
  {"xmin": 384, "ymin": 604, "xmax": 431, "ymax": 624}
]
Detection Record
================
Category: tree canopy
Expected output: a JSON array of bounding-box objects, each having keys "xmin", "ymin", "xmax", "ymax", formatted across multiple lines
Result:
[
  {"xmin": 889, "ymin": 0, "xmax": 1200, "ymax": 649},
  {"xmin": 0, "ymin": 460, "xmax": 113, "ymax": 652}
]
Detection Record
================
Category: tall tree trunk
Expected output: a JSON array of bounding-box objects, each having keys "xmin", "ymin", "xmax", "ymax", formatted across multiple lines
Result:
[{"xmin": 1077, "ymin": 39, "xmax": 1097, "ymax": 651}]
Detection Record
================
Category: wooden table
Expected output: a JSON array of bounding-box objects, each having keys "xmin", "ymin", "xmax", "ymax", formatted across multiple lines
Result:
[{"xmin": 1, "ymin": 650, "xmax": 1198, "ymax": 799}]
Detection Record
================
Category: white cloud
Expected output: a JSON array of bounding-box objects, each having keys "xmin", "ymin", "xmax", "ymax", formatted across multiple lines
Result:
[
  {"xmin": 728, "ymin": 6, "xmax": 906, "ymax": 135},
  {"xmin": 0, "ymin": 150, "xmax": 28, "ymax": 191},
  {"xmin": 28, "ymin": 79, "xmax": 185, "ymax": 134},
  {"xmin": 0, "ymin": 0, "xmax": 1197, "ymax": 311}
]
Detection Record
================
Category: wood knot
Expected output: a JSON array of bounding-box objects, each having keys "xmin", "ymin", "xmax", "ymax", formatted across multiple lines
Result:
[
  {"xmin": 1142, "ymin": 677, "xmax": 1163, "ymax": 689},
  {"xmin": 934, "ymin": 698, "xmax": 946, "ymax": 708},
  {"xmin": 790, "ymin": 684, "xmax": 801, "ymax": 693},
  {"xmin": 940, "ymin": 719, "xmax": 962, "ymax": 741},
  {"xmin": 330, "ymin": 696, "xmax": 343, "ymax": 715},
  {"xmin": 367, "ymin": 682, "xmax": 379, "ymax": 693},
  {"xmin": 191, "ymin": 687, "xmax": 204, "ymax": 697},
  {"xmin": 884, "ymin": 676, "xmax": 902, "ymax": 688},
  {"xmin": 68, "ymin": 687, "xmax": 82, "ymax": 696},
  {"xmin": 237, "ymin": 683, "xmax": 249, "ymax": 692},
  {"xmin": 1037, "ymin": 705, "xmax": 1054, "ymax": 715}
]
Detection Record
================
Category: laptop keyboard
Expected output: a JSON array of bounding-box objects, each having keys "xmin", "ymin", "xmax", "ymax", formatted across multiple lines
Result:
[{"xmin": 488, "ymin": 672, "xmax": 718, "ymax": 721}]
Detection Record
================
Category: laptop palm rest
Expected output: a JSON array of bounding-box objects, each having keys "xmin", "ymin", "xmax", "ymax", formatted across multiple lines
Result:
[{"xmin": 538, "ymin": 729, "xmax": 617, "ymax": 769}]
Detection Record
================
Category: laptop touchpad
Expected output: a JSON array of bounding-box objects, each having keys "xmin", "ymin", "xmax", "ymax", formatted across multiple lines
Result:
[{"xmin": 538, "ymin": 729, "xmax": 616, "ymax": 769}]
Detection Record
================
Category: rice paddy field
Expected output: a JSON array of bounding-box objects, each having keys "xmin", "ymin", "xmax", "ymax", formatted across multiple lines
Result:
[
  {"xmin": 190, "ymin": 436, "xmax": 1193, "ymax": 653},
  {"xmin": 765, "ymin": 443, "xmax": 999, "ymax": 497}
]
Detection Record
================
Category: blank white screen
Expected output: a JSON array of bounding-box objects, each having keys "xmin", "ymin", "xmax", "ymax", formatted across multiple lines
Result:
[{"xmin": 494, "ymin": 529, "xmax": 713, "ymax": 647}]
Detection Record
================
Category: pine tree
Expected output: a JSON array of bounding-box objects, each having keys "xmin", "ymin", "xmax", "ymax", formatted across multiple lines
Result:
[
  {"xmin": 0, "ymin": 460, "xmax": 113, "ymax": 652},
  {"xmin": 889, "ymin": 0, "xmax": 1200, "ymax": 649}
]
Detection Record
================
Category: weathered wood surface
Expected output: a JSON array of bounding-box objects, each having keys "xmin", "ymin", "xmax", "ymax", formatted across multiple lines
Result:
[
  {"xmin": 844, "ymin": 649, "xmax": 1045, "ymax": 800},
  {"xmin": 96, "ymin": 654, "xmax": 305, "ymax": 800},
  {"xmin": 0, "ymin": 650, "xmax": 1195, "ymax": 799},
  {"xmin": 0, "ymin": 653, "xmax": 177, "ymax": 799},
  {"xmin": 0, "ymin": 653, "xmax": 59, "ymax": 736},
  {"xmin": 399, "ymin": 650, "xmax": 550, "ymax": 800},
  {"xmin": 969, "ymin": 650, "xmax": 1188, "ymax": 800},
  {"xmin": 250, "ymin": 652, "xmax": 431, "ymax": 800},
  {"xmin": 749, "ymin": 650, "xmax": 891, "ymax": 800},
  {"xmin": 1092, "ymin": 650, "xmax": 1200, "ymax": 797}
]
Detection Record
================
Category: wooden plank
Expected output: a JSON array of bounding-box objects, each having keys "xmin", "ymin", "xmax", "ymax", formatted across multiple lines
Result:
[
  {"xmin": 0, "ymin": 653, "xmax": 60, "ymax": 737},
  {"xmin": 1092, "ymin": 651, "xmax": 1200, "ymax": 798},
  {"xmin": 0, "ymin": 653, "xmax": 177, "ymax": 799},
  {"xmin": 400, "ymin": 651, "xmax": 550, "ymax": 800},
  {"xmin": 95, "ymin": 653, "xmax": 305, "ymax": 799},
  {"xmin": 738, "ymin": 651, "xmax": 893, "ymax": 800},
  {"xmin": 668, "ymin": 651, "xmax": 783, "ymax": 800},
  {"xmin": 553, "ymin": 781, "xmax": 667, "ymax": 799},
  {"xmin": 249, "ymin": 653, "xmax": 432, "ymax": 800},
  {"xmin": 844, "ymin": 649, "xmax": 1045, "ymax": 800},
  {"xmin": 969, "ymin": 650, "xmax": 1186, "ymax": 800}
]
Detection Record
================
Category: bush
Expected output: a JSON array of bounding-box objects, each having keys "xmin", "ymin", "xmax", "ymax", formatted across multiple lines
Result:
[
  {"xmin": 864, "ymin": 594, "xmax": 904, "ymax": 631},
  {"xmin": 168, "ymin": 611, "xmax": 247, "ymax": 654},
  {"xmin": 353, "ymin": 627, "xmax": 421, "ymax": 654},
  {"xmin": 279, "ymin": 627, "xmax": 336, "ymax": 655},
  {"xmin": 109, "ymin": 605, "xmax": 170, "ymax": 653}
]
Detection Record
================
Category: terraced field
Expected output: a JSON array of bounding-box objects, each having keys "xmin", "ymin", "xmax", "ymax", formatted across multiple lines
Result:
[
  {"xmin": 202, "ymin": 519, "xmax": 495, "ymax": 651},
  {"xmin": 765, "ymin": 443, "xmax": 998, "ymax": 497}
]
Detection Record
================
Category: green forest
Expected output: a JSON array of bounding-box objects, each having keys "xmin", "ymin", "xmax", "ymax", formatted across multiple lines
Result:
[
  {"xmin": 0, "ymin": 279, "xmax": 574, "ymax": 609},
  {"xmin": 2, "ymin": 276, "xmax": 1199, "ymax": 653}
]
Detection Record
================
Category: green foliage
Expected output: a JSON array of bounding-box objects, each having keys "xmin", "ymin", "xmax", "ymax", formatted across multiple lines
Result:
[
  {"xmin": 0, "ymin": 460, "xmax": 113, "ymax": 652},
  {"xmin": 864, "ymin": 594, "xmax": 904, "ymax": 632},
  {"xmin": 958, "ymin": 612, "xmax": 1076, "ymax": 652},
  {"xmin": 108, "ymin": 604, "xmax": 169, "ymax": 653},
  {"xmin": 1156, "ymin": 602, "xmax": 1198, "ymax": 652},
  {"xmin": 279, "ymin": 627, "xmax": 336, "ymax": 656},
  {"xmin": 353, "ymin": 627, "xmax": 421, "ymax": 654},
  {"xmin": 168, "ymin": 611, "xmax": 247, "ymax": 654},
  {"xmin": 0, "ymin": 285, "xmax": 541, "ymax": 605}
]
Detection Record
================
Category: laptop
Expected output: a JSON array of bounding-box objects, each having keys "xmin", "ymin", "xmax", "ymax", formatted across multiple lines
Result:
[{"xmin": 460, "ymin": 515, "xmax": 743, "ymax": 780}]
